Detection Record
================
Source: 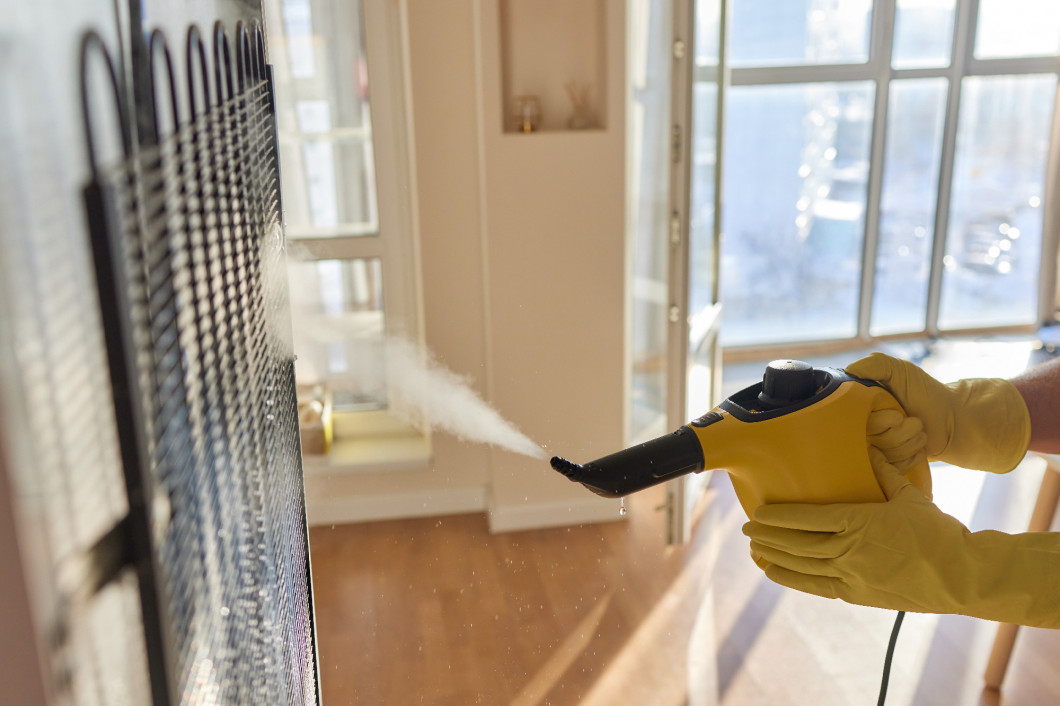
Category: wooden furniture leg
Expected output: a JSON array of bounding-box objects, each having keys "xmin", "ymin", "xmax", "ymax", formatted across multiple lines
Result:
[{"xmin": 983, "ymin": 455, "xmax": 1060, "ymax": 690}]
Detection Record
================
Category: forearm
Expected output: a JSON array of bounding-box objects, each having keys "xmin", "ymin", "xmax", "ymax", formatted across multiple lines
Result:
[{"xmin": 1009, "ymin": 356, "xmax": 1060, "ymax": 454}]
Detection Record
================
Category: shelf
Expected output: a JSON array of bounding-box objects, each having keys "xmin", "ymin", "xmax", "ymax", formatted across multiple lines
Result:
[{"xmin": 499, "ymin": 0, "xmax": 607, "ymax": 133}]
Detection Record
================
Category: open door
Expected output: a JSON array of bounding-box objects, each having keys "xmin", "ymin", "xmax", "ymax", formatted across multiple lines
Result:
[
  {"xmin": 627, "ymin": 0, "xmax": 725, "ymax": 545},
  {"xmin": 664, "ymin": 0, "xmax": 727, "ymax": 545}
]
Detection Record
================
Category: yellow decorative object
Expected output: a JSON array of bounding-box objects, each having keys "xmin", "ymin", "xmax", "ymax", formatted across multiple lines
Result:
[
  {"xmin": 510, "ymin": 95, "xmax": 541, "ymax": 133},
  {"xmin": 297, "ymin": 386, "xmax": 333, "ymax": 456}
]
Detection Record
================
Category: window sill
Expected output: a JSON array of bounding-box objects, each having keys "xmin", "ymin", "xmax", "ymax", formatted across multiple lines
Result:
[{"xmin": 302, "ymin": 409, "xmax": 431, "ymax": 475}]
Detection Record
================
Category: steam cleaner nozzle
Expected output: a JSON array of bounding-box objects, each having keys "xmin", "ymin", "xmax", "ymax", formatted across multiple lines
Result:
[{"xmin": 549, "ymin": 426, "xmax": 705, "ymax": 497}]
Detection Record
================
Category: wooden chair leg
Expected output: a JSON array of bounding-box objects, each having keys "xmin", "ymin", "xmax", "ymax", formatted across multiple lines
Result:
[
  {"xmin": 984, "ymin": 622, "xmax": 1020, "ymax": 690},
  {"xmin": 983, "ymin": 457, "xmax": 1060, "ymax": 690}
]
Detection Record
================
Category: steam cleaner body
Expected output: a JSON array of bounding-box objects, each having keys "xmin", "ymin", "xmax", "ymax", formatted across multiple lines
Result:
[{"xmin": 551, "ymin": 360, "xmax": 932, "ymax": 521}]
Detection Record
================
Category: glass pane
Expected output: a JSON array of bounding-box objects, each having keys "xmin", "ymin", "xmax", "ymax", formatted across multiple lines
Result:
[
  {"xmin": 721, "ymin": 82, "xmax": 874, "ymax": 346},
  {"xmin": 871, "ymin": 78, "xmax": 947, "ymax": 336},
  {"xmin": 628, "ymin": 0, "xmax": 671, "ymax": 443},
  {"xmin": 892, "ymin": 0, "xmax": 955, "ymax": 69},
  {"xmin": 280, "ymin": 138, "xmax": 378, "ymax": 236},
  {"xmin": 690, "ymin": 82, "xmax": 718, "ymax": 316},
  {"xmin": 695, "ymin": 0, "xmax": 722, "ymax": 67},
  {"xmin": 273, "ymin": 0, "xmax": 372, "ymax": 131},
  {"xmin": 286, "ymin": 258, "xmax": 388, "ymax": 410},
  {"xmin": 975, "ymin": 0, "xmax": 1060, "ymax": 59},
  {"xmin": 269, "ymin": 0, "xmax": 379, "ymax": 238},
  {"xmin": 690, "ymin": 53, "xmax": 721, "ymax": 417},
  {"xmin": 729, "ymin": 0, "xmax": 872, "ymax": 67},
  {"xmin": 939, "ymin": 75, "xmax": 1055, "ymax": 329}
]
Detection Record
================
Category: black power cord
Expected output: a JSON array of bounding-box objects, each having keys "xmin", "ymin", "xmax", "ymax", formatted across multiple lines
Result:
[{"xmin": 877, "ymin": 611, "xmax": 906, "ymax": 706}]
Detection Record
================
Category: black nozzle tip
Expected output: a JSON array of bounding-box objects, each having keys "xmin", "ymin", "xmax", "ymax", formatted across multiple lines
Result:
[{"xmin": 550, "ymin": 456, "xmax": 582, "ymax": 478}]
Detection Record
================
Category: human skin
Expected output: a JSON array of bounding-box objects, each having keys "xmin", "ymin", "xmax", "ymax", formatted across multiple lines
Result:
[{"xmin": 1009, "ymin": 355, "xmax": 1060, "ymax": 454}]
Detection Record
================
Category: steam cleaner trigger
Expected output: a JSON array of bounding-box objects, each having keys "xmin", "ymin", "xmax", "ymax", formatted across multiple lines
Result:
[{"xmin": 551, "ymin": 359, "xmax": 933, "ymax": 522}]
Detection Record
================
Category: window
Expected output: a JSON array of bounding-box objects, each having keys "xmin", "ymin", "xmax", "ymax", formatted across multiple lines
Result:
[
  {"xmin": 872, "ymin": 77, "xmax": 946, "ymax": 335},
  {"xmin": 272, "ymin": 0, "xmax": 378, "ymax": 239},
  {"xmin": 939, "ymin": 74, "xmax": 1056, "ymax": 329},
  {"xmin": 728, "ymin": 0, "xmax": 872, "ymax": 67},
  {"xmin": 698, "ymin": 0, "xmax": 1060, "ymax": 349},
  {"xmin": 266, "ymin": 0, "xmax": 424, "ymax": 463},
  {"xmin": 722, "ymin": 81, "xmax": 874, "ymax": 344}
]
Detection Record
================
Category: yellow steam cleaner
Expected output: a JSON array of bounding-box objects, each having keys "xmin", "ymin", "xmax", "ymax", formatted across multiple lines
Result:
[
  {"xmin": 552, "ymin": 359, "xmax": 933, "ymax": 705},
  {"xmin": 551, "ymin": 360, "xmax": 932, "ymax": 518}
]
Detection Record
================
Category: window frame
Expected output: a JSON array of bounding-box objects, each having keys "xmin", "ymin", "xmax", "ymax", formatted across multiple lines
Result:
[
  {"xmin": 694, "ymin": 0, "xmax": 1060, "ymax": 358},
  {"xmin": 266, "ymin": 0, "xmax": 426, "ymax": 461},
  {"xmin": 270, "ymin": 0, "xmax": 421, "ymax": 341}
]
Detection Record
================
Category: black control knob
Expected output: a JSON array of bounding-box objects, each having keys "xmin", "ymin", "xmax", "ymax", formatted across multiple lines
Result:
[{"xmin": 758, "ymin": 359, "xmax": 816, "ymax": 409}]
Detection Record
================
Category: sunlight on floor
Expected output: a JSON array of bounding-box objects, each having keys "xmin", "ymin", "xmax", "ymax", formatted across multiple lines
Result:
[
  {"xmin": 578, "ymin": 500, "xmax": 743, "ymax": 706},
  {"xmin": 509, "ymin": 592, "xmax": 614, "ymax": 706}
]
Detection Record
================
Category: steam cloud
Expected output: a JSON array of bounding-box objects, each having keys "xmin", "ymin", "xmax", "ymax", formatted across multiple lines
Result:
[
  {"xmin": 381, "ymin": 337, "xmax": 546, "ymax": 459},
  {"xmin": 278, "ymin": 242, "xmax": 545, "ymax": 459}
]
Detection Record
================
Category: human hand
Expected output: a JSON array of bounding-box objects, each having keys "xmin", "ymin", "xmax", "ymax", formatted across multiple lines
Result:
[
  {"xmin": 743, "ymin": 448, "xmax": 1060, "ymax": 627},
  {"xmin": 866, "ymin": 407, "xmax": 927, "ymax": 475},
  {"xmin": 847, "ymin": 352, "xmax": 1030, "ymax": 473}
]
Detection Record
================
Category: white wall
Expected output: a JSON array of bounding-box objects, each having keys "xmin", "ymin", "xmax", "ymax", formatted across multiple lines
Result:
[
  {"xmin": 307, "ymin": 0, "xmax": 629, "ymax": 532},
  {"xmin": 477, "ymin": 0, "xmax": 628, "ymax": 530}
]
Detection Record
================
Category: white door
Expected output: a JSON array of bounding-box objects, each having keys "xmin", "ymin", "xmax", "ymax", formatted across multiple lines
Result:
[
  {"xmin": 665, "ymin": 0, "xmax": 727, "ymax": 545},
  {"xmin": 628, "ymin": 0, "xmax": 725, "ymax": 545}
]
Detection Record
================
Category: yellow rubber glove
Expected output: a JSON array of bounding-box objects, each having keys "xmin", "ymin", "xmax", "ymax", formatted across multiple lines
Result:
[
  {"xmin": 743, "ymin": 449, "xmax": 1060, "ymax": 628},
  {"xmin": 847, "ymin": 352, "xmax": 1031, "ymax": 473},
  {"xmin": 866, "ymin": 407, "xmax": 928, "ymax": 478}
]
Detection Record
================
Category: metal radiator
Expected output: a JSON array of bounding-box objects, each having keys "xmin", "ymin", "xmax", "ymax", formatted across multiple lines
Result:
[{"xmin": 1, "ymin": 17, "xmax": 318, "ymax": 705}]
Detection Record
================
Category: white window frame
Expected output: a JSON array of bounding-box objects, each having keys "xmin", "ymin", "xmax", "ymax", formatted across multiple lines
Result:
[
  {"xmin": 268, "ymin": 0, "xmax": 421, "ymax": 339},
  {"xmin": 266, "ymin": 0, "xmax": 426, "ymax": 461},
  {"xmin": 694, "ymin": 0, "xmax": 1060, "ymax": 358}
]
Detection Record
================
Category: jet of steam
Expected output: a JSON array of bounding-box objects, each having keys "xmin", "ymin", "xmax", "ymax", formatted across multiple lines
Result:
[
  {"xmin": 281, "ymin": 249, "xmax": 545, "ymax": 458},
  {"xmin": 382, "ymin": 337, "xmax": 546, "ymax": 459}
]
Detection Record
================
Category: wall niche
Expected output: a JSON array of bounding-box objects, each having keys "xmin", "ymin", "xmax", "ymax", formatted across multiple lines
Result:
[{"xmin": 500, "ymin": 0, "xmax": 607, "ymax": 133}]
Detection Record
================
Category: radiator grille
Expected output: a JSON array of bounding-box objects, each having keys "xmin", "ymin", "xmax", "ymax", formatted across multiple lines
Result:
[{"xmin": 79, "ymin": 25, "xmax": 319, "ymax": 705}]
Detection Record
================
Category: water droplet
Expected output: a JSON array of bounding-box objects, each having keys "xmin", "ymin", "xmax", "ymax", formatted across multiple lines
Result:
[{"xmin": 618, "ymin": 497, "xmax": 627, "ymax": 516}]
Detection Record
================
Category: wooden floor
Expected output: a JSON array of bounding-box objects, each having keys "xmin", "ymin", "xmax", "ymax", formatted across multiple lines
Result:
[{"xmin": 309, "ymin": 339, "xmax": 1060, "ymax": 705}]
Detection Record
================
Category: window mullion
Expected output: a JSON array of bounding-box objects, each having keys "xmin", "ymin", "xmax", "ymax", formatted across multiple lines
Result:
[
  {"xmin": 286, "ymin": 236, "xmax": 386, "ymax": 261},
  {"xmin": 858, "ymin": 0, "xmax": 896, "ymax": 340},
  {"xmin": 729, "ymin": 63, "xmax": 875, "ymax": 87},
  {"xmin": 1038, "ymin": 87, "xmax": 1060, "ymax": 324},
  {"xmin": 965, "ymin": 56, "xmax": 1060, "ymax": 76},
  {"xmin": 891, "ymin": 67, "xmax": 956, "ymax": 81},
  {"xmin": 925, "ymin": 0, "xmax": 978, "ymax": 334},
  {"xmin": 961, "ymin": 0, "xmax": 981, "ymax": 66}
]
